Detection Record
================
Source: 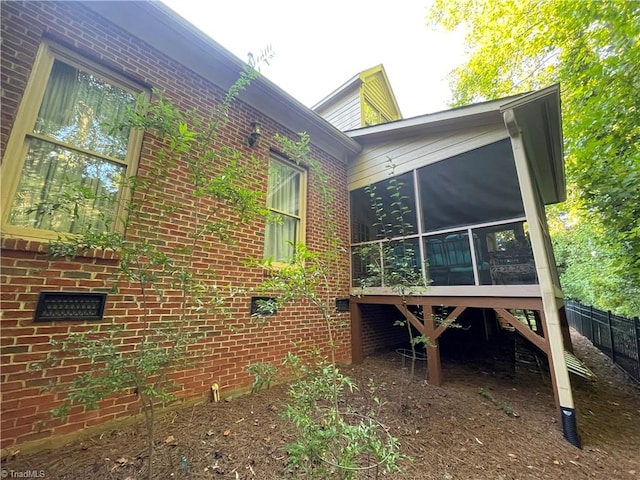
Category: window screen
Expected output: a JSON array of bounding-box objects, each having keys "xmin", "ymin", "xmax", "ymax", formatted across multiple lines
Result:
[
  {"xmin": 418, "ymin": 139, "xmax": 524, "ymax": 232},
  {"xmin": 350, "ymin": 171, "xmax": 417, "ymax": 243}
]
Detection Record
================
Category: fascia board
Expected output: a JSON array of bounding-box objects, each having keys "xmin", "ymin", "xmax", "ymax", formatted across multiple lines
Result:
[
  {"xmin": 312, "ymin": 75, "xmax": 362, "ymax": 111},
  {"xmin": 345, "ymin": 99, "xmax": 506, "ymax": 141},
  {"xmin": 500, "ymin": 84, "xmax": 566, "ymax": 204},
  {"xmin": 499, "ymin": 84, "xmax": 561, "ymax": 112}
]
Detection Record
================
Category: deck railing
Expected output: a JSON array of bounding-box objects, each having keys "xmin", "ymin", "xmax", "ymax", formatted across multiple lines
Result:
[
  {"xmin": 351, "ymin": 220, "xmax": 538, "ymax": 288},
  {"xmin": 566, "ymin": 300, "xmax": 640, "ymax": 384}
]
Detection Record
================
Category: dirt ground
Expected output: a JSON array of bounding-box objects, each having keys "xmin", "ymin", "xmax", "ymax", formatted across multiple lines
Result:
[{"xmin": 3, "ymin": 328, "xmax": 640, "ymax": 479}]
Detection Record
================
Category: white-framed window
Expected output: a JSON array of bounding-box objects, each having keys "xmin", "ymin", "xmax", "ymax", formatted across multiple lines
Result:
[
  {"xmin": 0, "ymin": 42, "xmax": 145, "ymax": 240},
  {"xmin": 264, "ymin": 156, "xmax": 306, "ymax": 262}
]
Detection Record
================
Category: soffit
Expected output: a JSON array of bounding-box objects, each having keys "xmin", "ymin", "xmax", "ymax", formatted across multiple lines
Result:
[{"xmin": 501, "ymin": 84, "xmax": 565, "ymax": 204}]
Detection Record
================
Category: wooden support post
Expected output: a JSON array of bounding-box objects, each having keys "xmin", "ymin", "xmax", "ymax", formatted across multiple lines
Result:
[
  {"xmin": 350, "ymin": 299, "xmax": 363, "ymax": 364},
  {"xmin": 559, "ymin": 306, "xmax": 574, "ymax": 354},
  {"xmin": 538, "ymin": 309, "xmax": 561, "ymax": 409},
  {"xmin": 494, "ymin": 308, "xmax": 548, "ymax": 354},
  {"xmin": 504, "ymin": 106, "xmax": 580, "ymax": 447},
  {"xmin": 423, "ymin": 303, "xmax": 442, "ymax": 386}
]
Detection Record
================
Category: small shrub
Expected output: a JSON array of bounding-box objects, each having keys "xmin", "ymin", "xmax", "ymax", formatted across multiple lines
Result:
[
  {"xmin": 282, "ymin": 357, "xmax": 403, "ymax": 479},
  {"xmin": 247, "ymin": 362, "xmax": 278, "ymax": 394}
]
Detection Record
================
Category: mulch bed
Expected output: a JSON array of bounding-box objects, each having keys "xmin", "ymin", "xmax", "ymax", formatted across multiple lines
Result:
[{"xmin": 3, "ymin": 328, "xmax": 639, "ymax": 479}]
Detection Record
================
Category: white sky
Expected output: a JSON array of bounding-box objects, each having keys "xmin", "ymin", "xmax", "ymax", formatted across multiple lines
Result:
[{"xmin": 160, "ymin": 0, "xmax": 467, "ymax": 119}]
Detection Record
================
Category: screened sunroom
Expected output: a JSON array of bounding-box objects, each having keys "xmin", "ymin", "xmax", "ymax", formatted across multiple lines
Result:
[
  {"xmin": 341, "ymin": 84, "xmax": 581, "ymax": 446},
  {"xmin": 350, "ymin": 138, "xmax": 538, "ymax": 291}
]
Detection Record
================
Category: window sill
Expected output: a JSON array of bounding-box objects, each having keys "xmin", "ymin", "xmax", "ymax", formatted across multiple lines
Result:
[{"xmin": 1, "ymin": 236, "xmax": 120, "ymax": 261}]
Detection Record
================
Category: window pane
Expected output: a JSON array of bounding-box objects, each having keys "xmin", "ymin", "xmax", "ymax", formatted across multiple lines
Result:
[
  {"xmin": 351, "ymin": 243, "xmax": 382, "ymax": 288},
  {"xmin": 267, "ymin": 162, "xmax": 300, "ymax": 215},
  {"xmin": 265, "ymin": 159, "xmax": 303, "ymax": 262},
  {"xmin": 350, "ymin": 171, "xmax": 417, "ymax": 243},
  {"xmin": 34, "ymin": 60, "xmax": 135, "ymax": 160},
  {"xmin": 264, "ymin": 215, "xmax": 298, "ymax": 262},
  {"xmin": 8, "ymin": 137, "xmax": 125, "ymax": 232},
  {"xmin": 424, "ymin": 236, "xmax": 449, "ymax": 286},
  {"xmin": 418, "ymin": 139, "xmax": 524, "ymax": 232},
  {"xmin": 384, "ymin": 238, "xmax": 422, "ymax": 287},
  {"xmin": 352, "ymin": 239, "xmax": 423, "ymax": 288},
  {"xmin": 474, "ymin": 222, "xmax": 538, "ymax": 285},
  {"xmin": 423, "ymin": 232, "xmax": 482, "ymax": 286}
]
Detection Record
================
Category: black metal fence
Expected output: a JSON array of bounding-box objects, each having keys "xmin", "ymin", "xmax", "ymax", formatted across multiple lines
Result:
[{"xmin": 566, "ymin": 300, "xmax": 640, "ymax": 384}]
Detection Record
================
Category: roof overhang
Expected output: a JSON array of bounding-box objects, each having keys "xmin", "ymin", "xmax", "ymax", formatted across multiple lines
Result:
[
  {"xmin": 81, "ymin": 1, "xmax": 361, "ymax": 162},
  {"xmin": 345, "ymin": 96, "xmax": 518, "ymax": 142},
  {"xmin": 312, "ymin": 75, "xmax": 362, "ymax": 112},
  {"xmin": 500, "ymin": 84, "xmax": 566, "ymax": 204}
]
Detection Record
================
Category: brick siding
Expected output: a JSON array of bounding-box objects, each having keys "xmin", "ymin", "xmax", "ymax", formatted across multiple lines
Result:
[
  {"xmin": 0, "ymin": 1, "xmax": 351, "ymax": 450},
  {"xmin": 360, "ymin": 304, "xmax": 409, "ymax": 356}
]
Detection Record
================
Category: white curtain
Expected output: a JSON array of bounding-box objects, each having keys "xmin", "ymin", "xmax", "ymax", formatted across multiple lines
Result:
[
  {"xmin": 9, "ymin": 60, "xmax": 133, "ymax": 233},
  {"xmin": 264, "ymin": 162, "xmax": 300, "ymax": 262}
]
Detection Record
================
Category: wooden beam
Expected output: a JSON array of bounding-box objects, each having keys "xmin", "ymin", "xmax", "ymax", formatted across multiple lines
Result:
[
  {"xmin": 350, "ymin": 300, "xmax": 363, "ymax": 364},
  {"xmin": 494, "ymin": 307, "xmax": 548, "ymax": 354},
  {"xmin": 393, "ymin": 303, "xmax": 426, "ymax": 336},
  {"xmin": 351, "ymin": 294, "xmax": 543, "ymax": 310},
  {"xmin": 423, "ymin": 303, "xmax": 442, "ymax": 386},
  {"xmin": 433, "ymin": 305, "xmax": 466, "ymax": 340}
]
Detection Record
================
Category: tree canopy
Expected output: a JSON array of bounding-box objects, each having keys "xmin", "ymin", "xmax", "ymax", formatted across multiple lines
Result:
[{"xmin": 428, "ymin": 0, "xmax": 640, "ymax": 316}]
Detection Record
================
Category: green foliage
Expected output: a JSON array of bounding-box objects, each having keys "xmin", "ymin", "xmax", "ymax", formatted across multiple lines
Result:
[
  {"xmin": 549, "ymin": 203, "xmax": 640, "ymax": 316},
  {"xmin": 251, "ymin": 134, "xmax": 405, "ymax": 477},
  {"xmin": 282, "ymin": 357, "xmax": 403, "ymax": 479},
  {"xmin": 428, "ymin": 0, "xmax": 640, "ymax": 315},
  {"xmin": 247, "ymin": 362, "xmax": 278, "ymax": 394},
  {"xmin": 40, "ymin": 51, "xmax": 273, "ymax": 479},
  {"xmin": 478, "ymin": 388, "xmax": 519, "ymax": 418}
]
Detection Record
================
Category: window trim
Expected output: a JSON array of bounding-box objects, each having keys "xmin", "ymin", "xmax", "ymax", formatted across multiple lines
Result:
[
  {"xmin": 264, "ymin": 154, "xmax": 307, "ymax": 264},
  {"xmin": 0, "ymin": 41, "xmax": 147, "ymax": 241}
]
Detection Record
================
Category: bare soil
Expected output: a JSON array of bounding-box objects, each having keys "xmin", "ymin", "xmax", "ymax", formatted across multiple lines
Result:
[{"xmin": 3, "ymin": 329, "xmax": 640, "ymax": 479}]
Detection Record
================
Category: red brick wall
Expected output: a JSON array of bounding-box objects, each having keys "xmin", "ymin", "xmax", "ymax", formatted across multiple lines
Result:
[
  {"xmin": 0, "ymin": 1, "xmax": 351, "ymax": 450},
  {"xmin": 360, "ymin": 304, "xmax": 409, "ymax": 356}
]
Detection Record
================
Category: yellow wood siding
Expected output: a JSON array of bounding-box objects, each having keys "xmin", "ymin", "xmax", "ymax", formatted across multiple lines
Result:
[
  {"xmin": 362, "ymin": 75, "xmax": 399, "ymax": 124},
  {"xmin": 313, "ymin": 65, "xmax": 401, "ymax": 130}
]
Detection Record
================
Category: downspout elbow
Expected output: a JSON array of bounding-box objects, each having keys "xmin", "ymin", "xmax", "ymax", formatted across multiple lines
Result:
[{"xmin": 503, "ymin": 109, "xmax": 521, "ymax": 139}]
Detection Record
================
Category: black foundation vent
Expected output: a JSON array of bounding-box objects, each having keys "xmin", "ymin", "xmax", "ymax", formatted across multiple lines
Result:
[
  {"xmin": 335, "ymin": 298, "xmax": 350, "ymax": 312},
  {"xmin": 250, "ymin": 296, "xmax": 277, "ymax": 316},
  {"xmin": 34, "ymin": 292, "xmax": 107, "ymax": 322}
]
